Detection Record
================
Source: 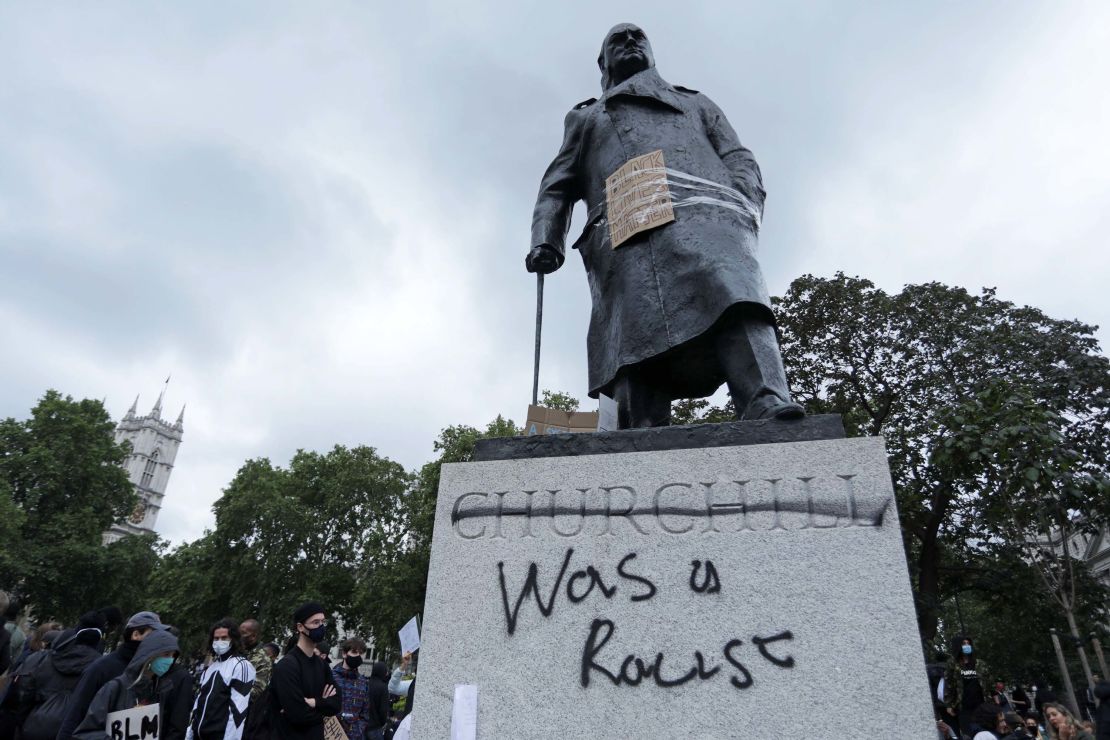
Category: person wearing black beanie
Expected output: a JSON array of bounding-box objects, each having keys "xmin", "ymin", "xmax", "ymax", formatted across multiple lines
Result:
[
  {"xmin": 55, "ymin": 611, "xmax": 167, "ymax": 740},
  {"xmin": 268, "ymin": 603, "xmax": 341, "ymax": 740}
]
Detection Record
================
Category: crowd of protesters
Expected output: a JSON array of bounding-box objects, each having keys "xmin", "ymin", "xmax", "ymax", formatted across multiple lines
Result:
[
  {"xmin": 0, "ymin": 594, "xmax": 416, "ymax": 740},
  {"xmin": 932, "ymin": 636, "xmax": 1110, "ymax": 740},
  {"xmin": 4, "ymin": 589, "xmax": 1108, "ymax": 739}
]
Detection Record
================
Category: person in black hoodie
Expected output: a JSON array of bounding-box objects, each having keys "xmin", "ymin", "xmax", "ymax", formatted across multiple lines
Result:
[
  {"xmin": 72, "ymin": 629, "xmax": 192, "ymax": 740},
  {"xmin": 268, "ymin": 602, "xmax": 341, "ymax": 740},
  {"xmin": 55, "ymin": 611, "xmax": 168, "ymax": 740},
  {"xmin": 1094, "ymin": 679, "xmax": 1110, "ymax": 740},
  {"xmin": 365, "ymin": 662, "xmax": 390, "ymax": 740},
  {"xmin": 0, "ymin": 592, "xmax": 12, "ymax": 678},
  {"xmin": 18, "ymin": 625, "xmax": 102, "ymax": 740}
]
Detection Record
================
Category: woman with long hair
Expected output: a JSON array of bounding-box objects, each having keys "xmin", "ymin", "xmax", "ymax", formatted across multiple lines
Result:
[
  {"xmin": 1043, "ymin": 702, "xmax": 1094, "ymax": 740},
  {"xmin": 186, "ymin": 619, "xmax": 255, "ymax": 740}
]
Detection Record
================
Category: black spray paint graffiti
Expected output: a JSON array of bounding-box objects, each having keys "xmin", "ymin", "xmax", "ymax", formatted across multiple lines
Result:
[
  {"xmin": 497, "ymin": 548, "xmax": 795, "ymax": 691},
  {"xmin": 581, "ymin": 621, "xmax": 794, "ymax": 690},
  {"xmin": 497, "ymin": 548, "xmax": 655, "ymax": 636},
  {"xmin": 689, "ymin": 560, "xmax": 720, "ymax": 593}
]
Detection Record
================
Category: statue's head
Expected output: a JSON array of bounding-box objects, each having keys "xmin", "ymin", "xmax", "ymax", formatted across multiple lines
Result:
[{"xmin": 598, "ymin": 23, "xmax": 654, "ymax": 91}]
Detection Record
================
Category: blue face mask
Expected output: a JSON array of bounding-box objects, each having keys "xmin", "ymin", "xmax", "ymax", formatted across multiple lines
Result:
[
  {"xmin": 961, "ymin": 644, "xmax": 973, "ymax": 655},
  {"xmin": 149, "ymin": 656, "xmax": 175, "ymax": 676}
]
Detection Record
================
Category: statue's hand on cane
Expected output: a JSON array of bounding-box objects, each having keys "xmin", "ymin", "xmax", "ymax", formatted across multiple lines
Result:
[{"xmin": 525, "ymin": 244, "xmax": 561, "ymax": 274}]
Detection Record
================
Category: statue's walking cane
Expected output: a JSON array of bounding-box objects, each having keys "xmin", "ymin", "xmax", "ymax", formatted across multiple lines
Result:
[{"xmin": 532, "ymin": 273, "xmax": 544, "ymax": 406}]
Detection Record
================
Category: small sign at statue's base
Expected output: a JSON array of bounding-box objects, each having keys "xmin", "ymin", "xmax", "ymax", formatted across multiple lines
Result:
[{"xmin": 524, "ymin": 405, "xmax": 599, "ymax": 436}]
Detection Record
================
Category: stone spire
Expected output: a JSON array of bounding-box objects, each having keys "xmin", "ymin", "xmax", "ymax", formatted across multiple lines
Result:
[
  {"xmin": 126, "ymin": 395, "xmax": 139, "ymax": 419},
  {"xmin": 174, "ymin": 404, "xmax": 185, "ymax": 429},
  {"xmin": 150, "ymin": 375, "xmax": 170, "ymax": 419}
]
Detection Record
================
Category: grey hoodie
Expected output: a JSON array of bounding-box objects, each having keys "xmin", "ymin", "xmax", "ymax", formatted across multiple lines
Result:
[{"xmin": 72, "ymin": 631, "xmax": 192, "ymax": 740}]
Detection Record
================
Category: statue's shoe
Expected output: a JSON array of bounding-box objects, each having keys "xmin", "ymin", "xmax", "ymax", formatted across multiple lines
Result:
[{"xmin": 752, "ymin": 400, "xmax": 805, "ymax": 421}]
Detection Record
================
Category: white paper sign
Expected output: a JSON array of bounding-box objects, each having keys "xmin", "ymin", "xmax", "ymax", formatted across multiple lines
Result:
[
  {"xmin": 449, "ymin": 684, "xmax": 478, "ymax": 740},
  {"xmin": 106, "ymin": 704, "xmax": 160, "ymax": 740},
  {"xmin": 597, "ymin": 394, "xmax": 619, "ymax": 432},
  {"xmin": 398, "ymin": 615, "xmax": 421, "ymax": 655}
]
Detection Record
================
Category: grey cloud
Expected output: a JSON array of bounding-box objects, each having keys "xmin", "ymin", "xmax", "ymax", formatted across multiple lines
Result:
[{"xmin": 2, "ymin": 1, "xmax": 1106, "ymax": 545}]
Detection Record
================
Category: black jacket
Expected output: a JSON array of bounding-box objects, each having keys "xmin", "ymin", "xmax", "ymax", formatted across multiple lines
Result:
[
  {"xmin": 366, "ymin": 663, "xmax": 389, "ymax": 732},
  {"xmin": 55, "ymin": 640, "xmax": 137, "ymax": 740},
  {"xmin": 268, "ymin": 650, "xmax": 341, "ymax": 740},
  {"xmin": 19, "ymin": 631, "xmax": 100, "ymax": 740},
  {"xmin": 72, "ymin": 630, "xmax": 191, "ymax": 740},
  {"xmin": 0, "ymin": 620, "xmax": 11, "ymax": 677},
  {"xmin": 1094, "ymin": 681, "xmax": 1110, "ymax": 740}
]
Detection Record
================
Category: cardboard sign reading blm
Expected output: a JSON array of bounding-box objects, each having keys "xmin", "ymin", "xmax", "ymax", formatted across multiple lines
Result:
[
  {"xmin": 605, "ymin": 149, "xmax": 675, "ymax": 248},
  {"xmin": 413, "ymin": 437, "xmax": 936, "ymax": 738},
  {"xmin": 106, "ymin": 704, "xmax": 159, "ymax": 740}
]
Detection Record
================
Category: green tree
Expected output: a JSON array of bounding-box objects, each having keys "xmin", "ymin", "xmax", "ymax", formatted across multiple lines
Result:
[
  {"xmin": 198, "ymin": 446, "xmax": 412, "ymax": 648},
  {"xmin": 933, "ymin": 542, "xmax": 1108, "ymax": 687},
  {"xmin": 677, "ymin": 275, "xmax": 1110, "ymax": 646},
  {"xmin": 933, "ymin": 382, "xmax": 1109, "ymax": 682},
  {"xmin": 355, "ymin": 415, "xmax": 519, "ymax": 656},
  {"xmin": 0, "ymin": 391, "xmax": 138, "ymax": 622},
  {"xmin": 540, "ymin": 390, "xmax": 579, "ymax": 412},
  {"xmin": 670, "ymin": 398, "xmax": 735, "ymax": 425},
  {"xmin": 772, "ymin": 275, "xmax": 1110, "ymax": 645},
  {"xmin": 148, "ymin": 533, "xmax": 228, "ymax": 657}
]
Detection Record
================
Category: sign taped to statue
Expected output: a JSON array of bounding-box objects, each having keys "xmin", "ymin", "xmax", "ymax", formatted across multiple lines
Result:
[
  {"xmin": 106, "ymin": 704, "xmax": 159, "ymax": 740},
  {"xmin": 605, "ymin": 149, "xmax": 675, "ymax": 248}
]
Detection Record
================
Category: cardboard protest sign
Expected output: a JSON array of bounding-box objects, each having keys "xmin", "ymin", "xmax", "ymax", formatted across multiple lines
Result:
[
  {"xmin": 524, "ymin": 405, "xmax": 600, "ymax": 436},
  {"xmin": 323, "ymin": 716, "xmax": 348, "ymax": 740},
  {"xmin": 106, "ymin": 704, "xmax": 159, "ymax": 740},
  {"xmin": 605, "ymin": 149, "xmax": 675, "ymax": 248}
]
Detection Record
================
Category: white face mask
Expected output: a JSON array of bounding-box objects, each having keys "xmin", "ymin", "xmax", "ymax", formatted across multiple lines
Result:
[{"xmin": 212, "ymin": 640, "xmax": 232, "ymax": 656}]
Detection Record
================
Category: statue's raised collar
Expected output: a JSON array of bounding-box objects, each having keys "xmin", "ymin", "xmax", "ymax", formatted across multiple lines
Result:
[{"xmin": 601, "ymin": 68, "xmax": 684, "ymax": 113}]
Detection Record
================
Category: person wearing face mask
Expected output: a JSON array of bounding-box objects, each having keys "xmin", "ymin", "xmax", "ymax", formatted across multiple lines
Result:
[
  {"xmin": 186, "ymin": 620, "xmax": 255, "ymax": 740},
  {"xmin": 330, "ymin": 639, "xmax": 370, "ymax": 740},
  {"xmin": 56, "ymin": 611, "xmax": 168, "ymax": 740},
  {"xmin": 72, "ymin": 628, "xmax": 192, "ymax": 740},
  {"xmin": 945, "ymin": 636, "xmax": 989, "ymax": 737},
  {"xmin": 268, "ymin": 603, "xmax": 340, "ymax": 740}
]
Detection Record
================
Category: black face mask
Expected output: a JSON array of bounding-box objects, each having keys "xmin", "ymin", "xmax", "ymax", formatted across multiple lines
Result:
[
  {"xmin": 345, "ymin": 655, "xmax": 363, "ymax": 670},
  {"xmin": 303, "ymin": 624, "xmax": 327, "ymax": 644}
]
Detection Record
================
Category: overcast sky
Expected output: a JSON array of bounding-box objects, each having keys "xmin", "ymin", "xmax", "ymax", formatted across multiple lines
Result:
[{"xmin": 3, "ymin": 1, "xmax": 1108, "ymax": 545}]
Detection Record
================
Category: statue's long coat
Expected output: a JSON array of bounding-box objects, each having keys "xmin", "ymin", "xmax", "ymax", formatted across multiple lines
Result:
[{"xmin": 531, "ymin": 68, "xmax": 773, "ymax": 399}]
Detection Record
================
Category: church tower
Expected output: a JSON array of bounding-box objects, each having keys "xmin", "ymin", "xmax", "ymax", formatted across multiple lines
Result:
[{"xmin": 105, "ymin": 384, "xmax": 184, "ymax": 543}]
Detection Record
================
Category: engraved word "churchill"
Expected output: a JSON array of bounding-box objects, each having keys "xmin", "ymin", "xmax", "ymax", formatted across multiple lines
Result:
[{"xmin": 451, "ymin": 474, "xmax": 891, "ymax": 540}]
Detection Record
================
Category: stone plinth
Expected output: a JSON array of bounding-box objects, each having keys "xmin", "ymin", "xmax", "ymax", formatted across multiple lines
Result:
[
  {"xmin": 473, "ymin": 414, "xmax": 844, "ymax": 461},
  {"xmin": 413, "ymin": 435, "xmax": 936, "ymax": 738}
]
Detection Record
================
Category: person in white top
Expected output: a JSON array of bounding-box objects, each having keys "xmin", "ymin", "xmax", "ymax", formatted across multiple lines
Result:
[{"xmin": 186, "ymin": 619, "xmax": 256, "ymax": 740}]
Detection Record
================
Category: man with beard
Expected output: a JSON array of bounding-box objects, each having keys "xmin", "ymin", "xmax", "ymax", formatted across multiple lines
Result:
[
  {"xmin": 55, "ymin": 611, "xmax": 167, "ymax": 740},
  {"xmin": 239, "ymin": 620, "xmax": 271, "ymax": 703},
  {"xmin": 527, "ymin": 24, "xmax": 803, "ymax": 428}
]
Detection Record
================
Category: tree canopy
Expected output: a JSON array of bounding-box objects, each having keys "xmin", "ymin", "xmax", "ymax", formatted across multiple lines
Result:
[
  {"xmin": 677, "ymin": 274, "xmax": 1110, "ymax": 657},
  {"xmin": 0, "ymin": 391, "xmax": 152, "ymax": 623}
]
